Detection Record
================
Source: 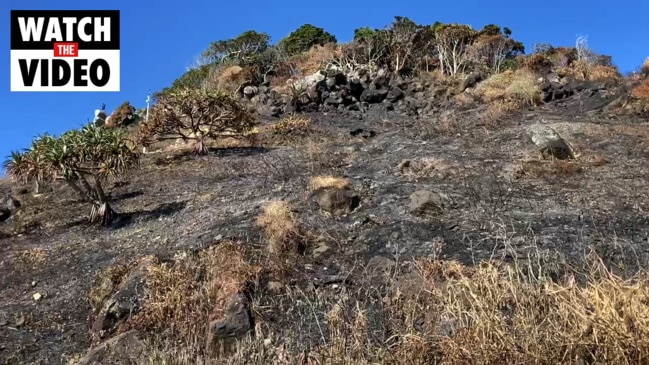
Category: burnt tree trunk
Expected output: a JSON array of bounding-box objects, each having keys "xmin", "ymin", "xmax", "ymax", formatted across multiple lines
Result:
[
  {"xmin": 194, "ymin": 138, "xmax": 209, "ymax": 155},
  {"xmin": 89, "ymin": 176, "xmax": 115, "ymax": 227},
  {"xmin": 89, "ymin": 201, "xmax": 115, "ymax": 227}
]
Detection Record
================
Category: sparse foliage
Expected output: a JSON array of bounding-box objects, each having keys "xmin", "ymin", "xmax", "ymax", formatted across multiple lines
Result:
[
  {"xmin": 469, "ymin": 25, "xmax": 524, "ymax": 73},
  {"xmin": 3, "ymin": 124, "xmax": 140, "ymax": 226},
  {"xmin": 138, "ymin": 88, "xmax": 257, "ymax": 155},
  {"xmin": 201, "ymin": 30, "xmax": 271, "ymax": 65},
  {"xmin": 433, "ymin": 23, "xmax": 477, "ymax": 75}
]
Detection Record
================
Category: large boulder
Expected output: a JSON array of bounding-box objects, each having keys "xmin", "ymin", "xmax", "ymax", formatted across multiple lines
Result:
[{"xmin": 527, "ymin": 124, "xmax": 577, "ymax": 160}]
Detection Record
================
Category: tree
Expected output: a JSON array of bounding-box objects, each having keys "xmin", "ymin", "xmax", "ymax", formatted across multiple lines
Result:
[
  {"xmin": 106, "ymin": 101, "xmax": 138, "ymax": 128},
  {"xmin": 3, "ymin": 124, "xmax": 140, "ymax": 226},
  {"xmin": 278, "ymin": 24, "xmax": 337, "ymax": 56},
  {"xmin": 434, "ymin": 23, "xmax": 477, "ymax": 76},
  {"xmin": 469, "ymin": 25, "xmax": 524, "ymax": 73},
  {"xmin": 138, "ymin": 88, "xmax": 257, "ymax": 155},
  {"xmin": 201, "ymin": 30, "xmax": 271, "ymax": 65},
  {"xmin": 386, "ymin": 16, "xmax": 421, "ymax": 74},
  {"xmin": 337, "ymin": 27, "xmax": 390, "ymax": 71}
]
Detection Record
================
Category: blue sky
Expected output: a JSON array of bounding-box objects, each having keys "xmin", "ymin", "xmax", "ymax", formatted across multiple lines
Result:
[{"xmin": 1, "ymin": 0, "xmax": 648, "ymax": 174}]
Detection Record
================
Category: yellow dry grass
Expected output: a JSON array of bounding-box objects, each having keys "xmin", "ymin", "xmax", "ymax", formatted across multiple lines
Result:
[
  {"xmin": 561, "ymin": 60, "xmax": 620, "ymax": 82},
  {"xmin": 406, "ymin": 256, "xmax": 649, "ymax": 364},
  {"xmin": 123, "ymin": 242, "xmax": 260, "ymax": 338},
  {"xmin": 255, "ymin": 201, "xmax": 303, "ymax": 257},
  {"xmin": 269, "ymin": 116, "xmax": 312, "ymax": 135},
  {"xmin": 288, "ymin": 43, "xmax": 341, "ymax": 75},
  {"xmin": 18, "ymin": 248, "xmax": 47, "ymax": 267},
  {"xmin": 307, "ymin": 175, "xmax": 351, "ymax": 192},
  {"xmin": 133, "ymin": 250, "xmax": 649, "ymax": 364},
  {"xmin": 479, "ymin": 69, "xmax": 543, "ymax": 107}
]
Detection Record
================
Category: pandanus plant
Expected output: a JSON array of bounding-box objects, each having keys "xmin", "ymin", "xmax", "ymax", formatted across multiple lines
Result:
[{"xmin": 3, "ymin": 124, "xmax": 140, "ymax": 226}]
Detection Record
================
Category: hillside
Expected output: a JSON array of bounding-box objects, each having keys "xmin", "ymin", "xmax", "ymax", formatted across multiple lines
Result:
[{"xmin": 3, "ymin": 19, "xmax": 649, "ymax": 364}]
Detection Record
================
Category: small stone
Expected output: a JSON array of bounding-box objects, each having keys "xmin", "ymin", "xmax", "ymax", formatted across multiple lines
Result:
[
  {"xmin": 33, "ymin": 292, "xmax": 42, "ymax": 301},
  {"xmin": 263, "ymin": 338, "xmax": 272, "ymax": 346}
]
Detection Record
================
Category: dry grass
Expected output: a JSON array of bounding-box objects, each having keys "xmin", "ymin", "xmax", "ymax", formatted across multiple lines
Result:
[
  {"xmin": 478, "ymin": 69, "xmax": 543, "ymax": 107},
  {"xmin": 397, "ymin": 157, "xmax": 454, "ymax": 180},
  {"xmin": 631, "ymin": 78, "xmax": 649, "ymax": 102},
  {"xmin": 392, "ymin": 255, "xmax": 649, "ymax": 364},
  {"xmin": 303, "ymin": 140, "xmax": 353, "ymax": 175},
  {"xmin": 477, "ymin": 69, "xmax": 542, "ymax": 127},
  {"xmin": 18, "ymin": 248, "xmax": 47, "ymax": 267},
  {"xmin": 128, "ymin": 249, "xmax": 649, "ymax": 364},
  {"xmin": 307, "ymin": 175, "xmax": 351, "ymax": 192},
  {"xmin": 288, "ymin": 43, "xmax": 341, "ymax": 75},
  {"xmin": 514, "ymin": 159, "xmax": 584, "ymax": 180},
  {"xmin": 560, "ymin": 60, "xmax": 620, "ymax": 82},
  {"xmin": 481, "ymin": 99, "xmax": 523, "ymax": 127},
  {"xmin": 255, "ymin": 201, "xmax": 304, "ymax": 259},
  {"xmin": 123, "ymin": 242, "xmax": 260, "ymax": 338},
  {"xmin": 202, "ymin": 65, "xmax": 254, "ymax": 94},
  {"xmin": 269, "ymin": 116, "xmax": 312, "ymax": 135}
]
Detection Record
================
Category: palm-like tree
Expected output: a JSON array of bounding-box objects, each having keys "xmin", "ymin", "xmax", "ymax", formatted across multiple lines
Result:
[{"xmin": 4, "ymin": 123, "xmax": 139, "ymax": 226}]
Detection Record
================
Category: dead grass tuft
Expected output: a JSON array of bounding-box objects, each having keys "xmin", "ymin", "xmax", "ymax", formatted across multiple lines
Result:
[
  {"xmin": 255, "ymin": 201, "xmax": 305, "ymax": 259},
  {"xmin": 477, "ymin": 69, "xmax": 542, "ymax": 124},
  {"xmin": 124, "ymin": 242, "xmax": 260, "ymax": 338},
  {"xmin": 631, "ymin": 78, "xmax": 649, "ymax": 102},
  {"xmin": 269, "ymin": 116, "xmax": 312, "ymax": 135},
  {"xmin": 403, "ymin": 256, "xmax": 649, "ymax": 364},
  {"xmin": 307, "ymin": 175, "xmax": 351, "ymax": 192},
  {"xmin": 515, "ymin": 159, "xmax": 584, "ymax": 180},
  {"xmin": 288, "ymin": 43, "xmax": 341, "ymax": 75},
  {"xmin": 18, "ymin": 248, "xmax": 47, "ymax": 267},
  {"xmin": 560, "ymin": 60, "xmax": 620, "ymax": 82},
  {"xmin": 398, "ymin": 157, "xmax": 454, "ymax": 180},
  {"xmin": 203, "ymin": 65, "xmax": 254, "ymax": 94}
]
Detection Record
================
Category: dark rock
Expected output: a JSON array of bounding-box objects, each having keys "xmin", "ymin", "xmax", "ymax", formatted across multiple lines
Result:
[
  {"xmin": 0, "ymin": 194, "xmax": 20, "ymax": 222},
  {"xmin": 350, "ymin": 128, "xmax": 376, "ymax": 139},
  {"xmin": 360, "ymin": 88, "xmax": 389, "ymax": 103},
  {"xmin": 334, "ymin": 73, "xmax": 347, "ymax": 86},
  {"xmin": 209, "ymin": 293, "xmax": 253, "ymax": 341},
  {"xmin": 387, "ymin": 86, "xmax": 404, "ymax": 103},
  {"xmin": 92, "ymin": 258, "xmax": 154, "ymax": 337},
  {"xmin": 0, "ymin": 207, "xmax": 10, "ymax": 223},
  {"xmin": 259, "ymin": 106, "xmax": 281, "ymax": 118}
]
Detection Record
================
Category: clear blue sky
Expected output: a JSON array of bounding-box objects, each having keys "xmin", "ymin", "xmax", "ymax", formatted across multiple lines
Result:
[{"xmin": 1, "ymin": 0, "xmax": 648, "ymax": 175}]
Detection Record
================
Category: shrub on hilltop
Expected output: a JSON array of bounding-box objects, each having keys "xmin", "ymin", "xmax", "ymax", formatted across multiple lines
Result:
[
  {"xmin": 138, "ymin": 88, "xmax": 258, "ymax": 155},
  {"xmin": 278, "ymin": 24, "xmax": 337, "ymax": 56}
]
